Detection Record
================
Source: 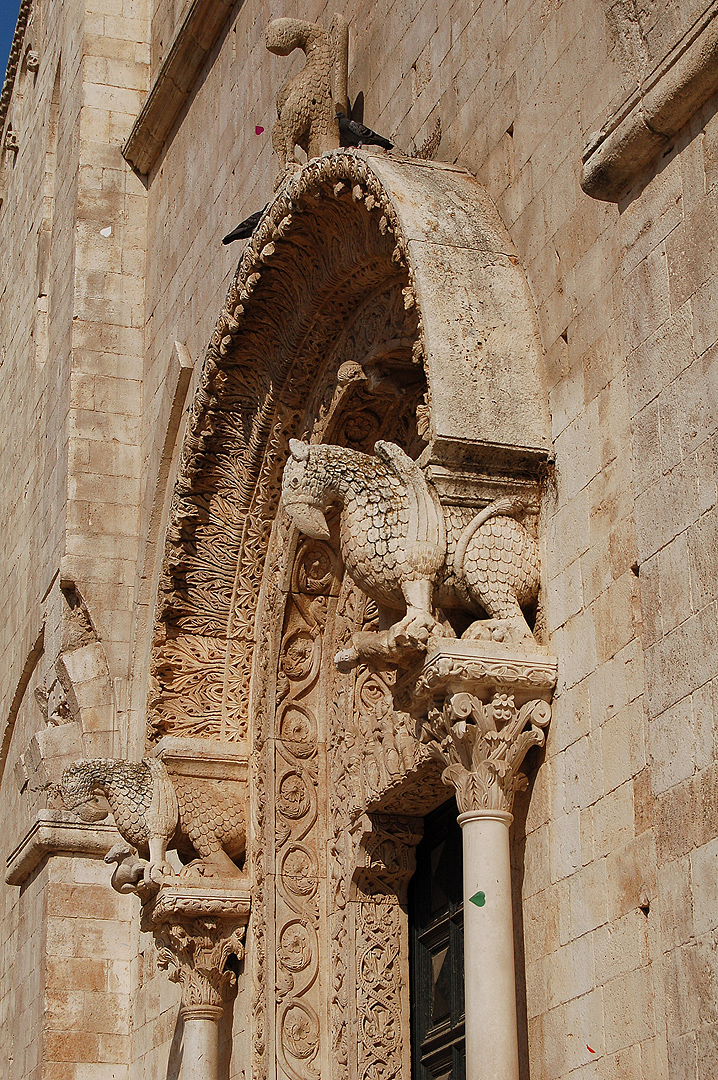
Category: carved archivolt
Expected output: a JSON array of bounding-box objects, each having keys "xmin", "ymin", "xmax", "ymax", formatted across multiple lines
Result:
[{"xmin": 148, "ymin": 150, "xmax": 549, "ymax": 753}]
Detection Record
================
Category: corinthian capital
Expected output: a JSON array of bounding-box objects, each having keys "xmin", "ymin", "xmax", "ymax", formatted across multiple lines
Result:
[
  {"xmin": 420, "ymin": 691, "xmax": 551, "ymax": 814},
  {"xmin": 142, "ymin": 882, "xmax": 251, "ymax": 1018},
  {"xmin": 412, "ymin": 640, "xmax": 558, "ymax": 815}
]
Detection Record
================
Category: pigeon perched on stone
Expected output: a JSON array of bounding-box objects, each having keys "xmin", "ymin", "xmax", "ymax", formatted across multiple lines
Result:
[
  {"xmin": 336, "ymin": 110, "xmax": 393, "ymax": 150},
  {"xmin": 222, "ymin": 204, "xmax": 268, "ymax": 244}
]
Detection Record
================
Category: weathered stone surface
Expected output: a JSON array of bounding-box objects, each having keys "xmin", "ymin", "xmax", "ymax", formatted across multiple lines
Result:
[{"xmin": 2, "ymin": 0, "xmax": 718, "ymax": 1077}]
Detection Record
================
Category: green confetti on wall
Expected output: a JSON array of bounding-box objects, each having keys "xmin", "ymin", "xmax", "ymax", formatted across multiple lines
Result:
[{"xmin": 470, "ymin": 891, "xmax": 486, "ymax": 907}]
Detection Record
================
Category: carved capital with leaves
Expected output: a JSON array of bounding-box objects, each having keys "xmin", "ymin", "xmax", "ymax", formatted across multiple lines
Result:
[
  {"xmin": 419, "ymin": 691, "xmax": 551, "ymax": 815},
  {"xmin": 142, "ymin": 883, "xmax": 251, "ymax": 1018}
]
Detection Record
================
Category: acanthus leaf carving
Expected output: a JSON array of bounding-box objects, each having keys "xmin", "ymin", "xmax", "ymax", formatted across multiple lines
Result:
[
  {"xmin": 142, "ymin": 883, "xmax": 250, "ymax": 1017},
  {"xmin": 418, "ymin": 686, "xmax": 553, "ymax": 815}
]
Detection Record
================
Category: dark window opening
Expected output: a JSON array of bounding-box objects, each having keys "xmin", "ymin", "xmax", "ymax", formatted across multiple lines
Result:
[{"xmin": 409, "ymin": 797, "xmax": 465, "ymax": 1080}]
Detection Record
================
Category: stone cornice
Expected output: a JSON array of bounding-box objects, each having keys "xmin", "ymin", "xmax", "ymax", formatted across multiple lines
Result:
[
  {"xmin": 123, "ymin": 0, "xmax": 238, "ymax": 176},
  {"xmin": 142, "ymin": 879, "xmax": 251, "ymax": 925},
  {"xmin": 6, "ymin": 810, "xmax": 122, "ymax": 886},
  {"xmin": 582, "ymin": 0, "xmax": 718, "ymax": 201},
  {"xmin": 411, "ymin": 639, "xmax": 558, "ymax": 713},
  {"xmin": 0, "ymin": 0, "xmax": 32, "ymax": 138}
]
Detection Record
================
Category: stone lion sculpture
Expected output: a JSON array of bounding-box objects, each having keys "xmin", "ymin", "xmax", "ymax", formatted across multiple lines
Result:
[
  {"xmin": 281, "ymin": 439, "xmax": 541, "ymax": 668},
  {"xmin": 59, "ymin": 757, "xmax": 245, "ymax": 891}
]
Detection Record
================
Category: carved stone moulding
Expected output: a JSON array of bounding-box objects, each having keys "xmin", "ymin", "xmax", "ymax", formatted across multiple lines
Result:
[
  {"xmin": 141, "ymin": 879, "xmax": 251, "ymax": 1016},
  {"xmin": 411, "ymin": 638, "xmax": 558, "ymax": 714},
  {"xmin": 5, "ymin": 810, "xmax": 122, "ymax": 886},
  {"xmin": 152, "ymin": 735, "xmax": 248, "ymax": 782}
]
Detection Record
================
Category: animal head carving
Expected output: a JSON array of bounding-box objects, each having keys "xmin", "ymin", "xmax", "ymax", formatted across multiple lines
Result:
[
  {"xmin": 282, "ymin": 441, "xmax": 331, "ymax": 540},
  {"xmin": 58, "ymin": 759, "xmax": 115, "ymax": 821},
  {"xmin": 265, "ymin": 18, "xmax": 307, "ymax": 56}
]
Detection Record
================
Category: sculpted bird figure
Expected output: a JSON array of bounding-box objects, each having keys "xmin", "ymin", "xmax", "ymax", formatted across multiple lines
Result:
[{"xmin": 266, "ymin": 15, "xmax": 348, "ymax": 187}]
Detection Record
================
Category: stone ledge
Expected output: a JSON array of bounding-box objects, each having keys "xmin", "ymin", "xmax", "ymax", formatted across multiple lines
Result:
[
  {"xmin": 142, "ymin": 878, "xmax": 251, "ymax": 926},
  {"xmin": 6, "ymin": 810, "xmax": 122, "ymax": 886},
  {"xmin": 123, "ymin": 0, "xmax": 236, "ymax": 176},
  {"xmin": 582, "ymin": 0, "xmax": 718, "ymax": 201},
  {"xmin": 412, "ymin": 639, "xmax": 559, "ymax": 712},
  {"xmin": 152, "ymin": 736, "xmax": 249, "ymax": 781}
]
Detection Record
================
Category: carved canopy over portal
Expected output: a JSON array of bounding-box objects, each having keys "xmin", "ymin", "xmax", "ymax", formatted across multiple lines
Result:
[
  {"xmin": 146, "ymin": 147, "xmax": 552, "ymax": 1080},
  {"xmin": 148, "ymin": 149, "xmax": 550, "ymax": 748}
]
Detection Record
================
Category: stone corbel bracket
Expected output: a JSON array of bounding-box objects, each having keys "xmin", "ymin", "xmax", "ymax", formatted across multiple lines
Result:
[{"xmin": 582, "ymin": 0, "xmax": 718, "ymax": 201}]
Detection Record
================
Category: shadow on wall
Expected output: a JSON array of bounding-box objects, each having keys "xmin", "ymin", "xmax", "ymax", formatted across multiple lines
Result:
[
  {"xmin": 511, "ymin": 742, "xmax": 547, "ymax": 1080},
  {"xmin": 166, "ymin": 1010, "xmax": 183, "ymax": 1080}
]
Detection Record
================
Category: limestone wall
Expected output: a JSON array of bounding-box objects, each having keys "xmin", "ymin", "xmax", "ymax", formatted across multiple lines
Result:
[
  {"xmin": 1, "ymin": 0, "xmax": 718, "ymax": 1076},
  {"xmin": 135, "ymin": 0, "xmax": 718, "ymax": 1075}
]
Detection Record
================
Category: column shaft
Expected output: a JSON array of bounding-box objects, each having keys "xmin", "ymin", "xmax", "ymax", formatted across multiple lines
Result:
[
  {"xmin": 459, "ymin": 810, "xmax": 518, "ymax": 1080},
  {"xmin": 182, "ymin": 1008, "xmax": 222, "ymax": 1080}
]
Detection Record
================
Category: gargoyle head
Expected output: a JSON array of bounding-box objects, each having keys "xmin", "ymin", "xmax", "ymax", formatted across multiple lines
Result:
[{"xmin": 281, "ymin": 440, "xmax": 331, "ymax": 540}]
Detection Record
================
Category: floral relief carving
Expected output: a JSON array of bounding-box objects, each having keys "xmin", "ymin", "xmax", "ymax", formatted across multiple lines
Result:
[
  {"xmin": 354, "ymin": 815, "xmax": 422, "ymax": 1080},
  {"xmin": 149, "ymin": 153, "xmax": 423, "ymax": 756},
  {"xmin": 419, "ymin": 691, "xmax": 552, "ymax": 815},
  {"xmin": 141, "ymin": 885, "xmax": 250, "ymax": 1018},
  {"xmin": 268, "ymin": 534, "xmax": 342, "ymax": 1080}
]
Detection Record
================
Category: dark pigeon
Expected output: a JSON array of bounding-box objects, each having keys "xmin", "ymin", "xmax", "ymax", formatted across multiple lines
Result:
[
  {"xmin": 222, "ymin": 204, "xmax": 268, "ymax": 244},
  {"xmin": 336, "ymin": 111, "xmax": 393, "ymax": 150}
]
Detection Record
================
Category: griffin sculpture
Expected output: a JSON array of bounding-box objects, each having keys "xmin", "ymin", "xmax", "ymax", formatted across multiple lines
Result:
[
  {"xmin": 59, "ymin": 757, "xmax": 245, "ymax": 890},
  {"xmin": 281, "ymin": 439, "xmax": 541, "ymax": 669}
]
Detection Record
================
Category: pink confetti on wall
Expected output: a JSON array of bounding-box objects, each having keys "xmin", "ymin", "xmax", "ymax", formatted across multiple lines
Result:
[{"xmin": 255, "ymin": 126, "xmax": 264, "ymax": 135}]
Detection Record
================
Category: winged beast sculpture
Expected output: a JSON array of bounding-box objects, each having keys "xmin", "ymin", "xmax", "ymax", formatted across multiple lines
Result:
[{"xmin": 281, "ymin": 439, "xmax": 540, "ymax": 669}]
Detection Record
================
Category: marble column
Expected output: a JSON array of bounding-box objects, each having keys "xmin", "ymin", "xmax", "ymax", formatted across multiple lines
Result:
[
  {"xmin": 142, "ymin": 882, "xmax": 251, "ymax": 1080},
  {"xmin": 413, "ymin": 641, "xmax": 557, "ymax": 1080}
]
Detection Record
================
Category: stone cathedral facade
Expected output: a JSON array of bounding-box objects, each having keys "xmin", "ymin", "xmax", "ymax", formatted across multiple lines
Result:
[{"xmin": 2, "ymin": 0, "xmax": 718, "ymax": 1078}]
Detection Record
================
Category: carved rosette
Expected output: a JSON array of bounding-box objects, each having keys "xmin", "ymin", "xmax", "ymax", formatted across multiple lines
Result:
[
  {"xmin": 142, "ymin": 884, "xmax": 250, "ymax": 1018},
  {"xmin": 414, "ymin": 643, "xmax": 558, "ymax": 815}
]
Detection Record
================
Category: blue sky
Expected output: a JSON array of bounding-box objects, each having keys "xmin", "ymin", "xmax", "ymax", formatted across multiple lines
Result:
[{"xmin": 1, "ymin": 0, "xmax": 22, "ymax": 81}]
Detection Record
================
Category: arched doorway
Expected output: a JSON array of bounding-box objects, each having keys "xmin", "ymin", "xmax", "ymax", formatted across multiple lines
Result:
[{"xmin": 146, "ymin": 148, "xmax": 551, "ymax": 1080}]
